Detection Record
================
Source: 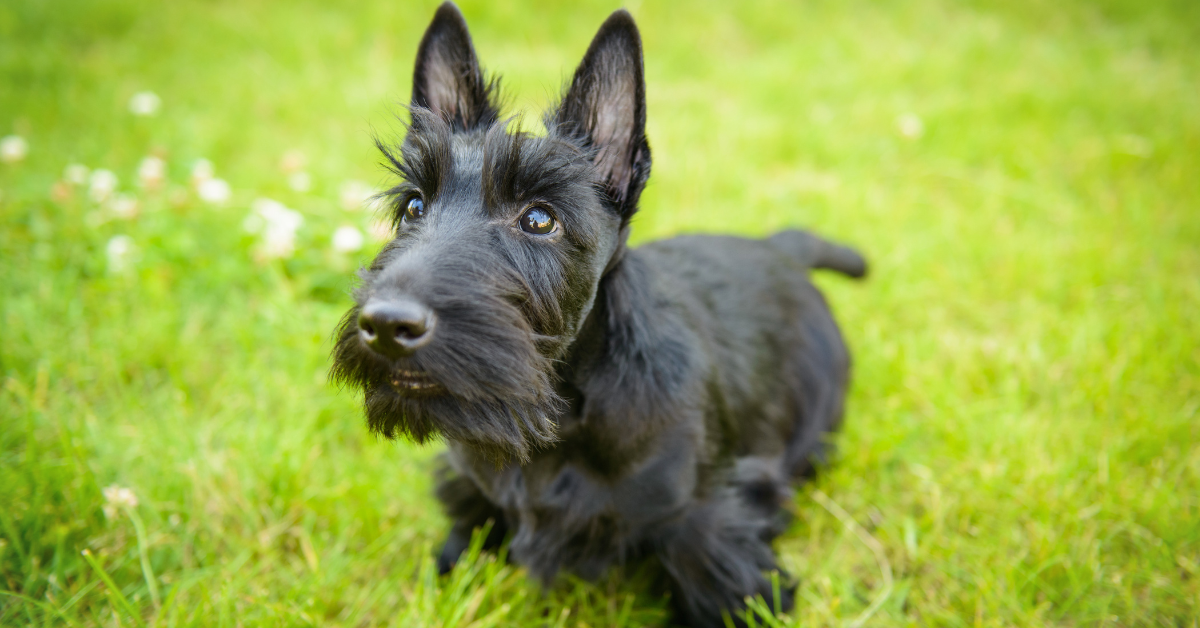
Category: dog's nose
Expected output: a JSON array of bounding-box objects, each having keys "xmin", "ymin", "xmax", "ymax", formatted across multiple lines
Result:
[{"xmin": 358, "ymin": 299, "xmax": 436, "ymax": 357}]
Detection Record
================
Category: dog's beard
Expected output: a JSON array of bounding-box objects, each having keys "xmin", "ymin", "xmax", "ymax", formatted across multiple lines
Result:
[{"xmin": 331, "ymin": 291, "xmax": 563, "ymax": 463}]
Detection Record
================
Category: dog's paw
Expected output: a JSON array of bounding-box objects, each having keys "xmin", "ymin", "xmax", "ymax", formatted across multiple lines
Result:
[{"xmin": 435, "ymin": 532, "xmax": 470, "ymax": 575}]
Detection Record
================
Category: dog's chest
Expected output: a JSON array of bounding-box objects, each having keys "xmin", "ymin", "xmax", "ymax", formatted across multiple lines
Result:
[{"xmin": 455, "ymin": 422, "xmax": 699, "ymax": 536}]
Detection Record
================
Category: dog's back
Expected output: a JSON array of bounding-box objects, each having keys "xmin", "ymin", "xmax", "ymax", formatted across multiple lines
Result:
[{"xmin": 637, "ymin": 229, "xmax": 864, "ymax": 480}]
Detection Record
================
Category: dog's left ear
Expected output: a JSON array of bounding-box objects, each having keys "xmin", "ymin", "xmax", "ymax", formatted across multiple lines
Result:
[
  {"xmin": 554, "ymin": 10, "xmax": 651, "ymax": 219},
  {"xmin": 411, "ymin": 2, "xmax": 499, "ymax": 131}
]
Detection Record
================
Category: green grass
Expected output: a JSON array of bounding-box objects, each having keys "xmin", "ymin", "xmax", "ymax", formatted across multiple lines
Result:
[{"xmin": 2, "ymin": 0, "xmax": 1199, "ymax": 625}]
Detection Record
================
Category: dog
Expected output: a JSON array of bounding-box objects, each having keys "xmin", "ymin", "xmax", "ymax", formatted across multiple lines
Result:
[{"xmin": 331, "ymin": 3, "xmax": 867, "ymax": 625}]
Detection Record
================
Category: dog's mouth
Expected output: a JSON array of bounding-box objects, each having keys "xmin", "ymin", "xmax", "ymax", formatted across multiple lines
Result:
[{"xmin": 388, "ymin": 369, "xmax": 445, "ymax": 395}]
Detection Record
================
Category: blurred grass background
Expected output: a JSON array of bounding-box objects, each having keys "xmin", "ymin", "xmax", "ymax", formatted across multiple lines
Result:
[{"xmin": 2, "ymin": 0, "xmax": 1199, "ymax": 625}]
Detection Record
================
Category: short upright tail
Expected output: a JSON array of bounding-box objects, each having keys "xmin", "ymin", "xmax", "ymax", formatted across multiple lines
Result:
[{"xmin": 768, "ymin": 229, "xmax": 868, "ymax": 279}]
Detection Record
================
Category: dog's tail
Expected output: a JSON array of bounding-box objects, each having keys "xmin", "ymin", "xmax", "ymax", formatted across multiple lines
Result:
[{"xmin": 768, "ymin": 229, "xmax": 868, "ymax": 279}]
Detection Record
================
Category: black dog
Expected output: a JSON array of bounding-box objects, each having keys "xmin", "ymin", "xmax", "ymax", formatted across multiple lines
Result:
[{"xmin": 332, "ymin": 3, "xmax": 867, "ymax": 625}]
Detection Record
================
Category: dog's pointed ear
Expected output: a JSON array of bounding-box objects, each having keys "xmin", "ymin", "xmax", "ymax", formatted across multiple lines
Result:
[
  {"xmin": 411, "ymin": 2, "xmax": 498, "ymax": 131},
  {"xmin": 554, "ymin": 10, "xmax": 651, "ymax": 218}
]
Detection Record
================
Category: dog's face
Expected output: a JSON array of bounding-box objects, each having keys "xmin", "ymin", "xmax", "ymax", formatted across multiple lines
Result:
[{"xmin": 331, "ymin": 3, "xmax": 651, "ymax": 462}]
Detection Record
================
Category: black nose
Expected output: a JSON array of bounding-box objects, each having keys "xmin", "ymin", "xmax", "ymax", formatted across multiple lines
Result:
[{"xmin": 357, "ymin": 299, "xmax": 436, "ymax": 357}]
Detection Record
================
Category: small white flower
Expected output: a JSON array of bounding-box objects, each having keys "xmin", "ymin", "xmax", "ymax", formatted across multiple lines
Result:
[
  {"xmin": 0, "ymin": 135, "xmax": 28, "ymax": 163},
  {"xmin": 280, "ymin": 150, "xmax": 306, "ymax": 173},
  {"xmin": 340, "ymin": 180, "xmax": 377, "ymax": 211},
  {"xmin": 137, "ymin": 156, "xmax": 166, "ymax": 188},
  {"xmin": 89, "ymin": 169, "xmax": 119, "ymax": 203},
  {"xmin": 168, "ymin": 514, "xmax": 182, "ymax": 527},
  {"xmin": 249, "ymin": 198, "xmax": 287, "ymax": 225},
  {"xmin": 197, "ymin": 178, "xmax": 231, "ymax": 204},
  {"xmin": 128, "ymin": 91, "xmax": 161, "ymax": 116},
  {"xmin": 64, "ymin": 163, "xmax": 90, "ymax": 185},
  {"xmin": 248, "ymin": 198, "xmax": 304, "ymax": 259},
  {"xmin": 109, "ymin": 194, "xmax": 139, "ymax": 219},
  {"xmin": 105, "ymin": 236, "xmax": 136, "ymax": 274},
  {"xmin": 102, "ymin": 483, "xmax": 139, "ymax": 519},
  {"xmin": 191, "ymin": 158, "xmax": 215, "ymax": 184},
  {"xmin": 368, "ymin": 218, "xmax": 393, "ymax": 242},
  {"xmin": 896, "ymin": 113, "xmax": 924, "ymax": 139},
  {"xmin": 243, "ymin": 213, "xmax": 264, "ymax": 233},
  {"xmin": 262, "ymin": 225, "xmax": 300, "ymax": 259},
  {"xmin": 332, "ymin": 225, "xmax": 365, "ymax": 253},
  {"xmin": 287, "ymin": 171, "xmax": 312, "ymax": 193}
]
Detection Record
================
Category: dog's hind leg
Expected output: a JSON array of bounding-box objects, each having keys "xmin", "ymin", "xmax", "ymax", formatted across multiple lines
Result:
[
  {"xmin": 434, "ymin": 458, "xmax": 508, "ymax": 574},
  {"xmin": 655, "ymin": 493, "xmax": 795, "ymax": 628},
  {"xmin": 781, "ymin": 294, "xmax": 853, "ymax": 483},
  {"xmin": 783, "ymin": 377, "xmax": 846, "ymax": 482}
]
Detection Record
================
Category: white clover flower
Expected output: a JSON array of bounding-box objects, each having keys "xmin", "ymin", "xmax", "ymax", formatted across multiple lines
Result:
[
  {"xmin": 106, "ymin": 235, "xmax": 136, "ymax": 274},
  {"xmin": 262, "ymin": 221, "xmax": 302, "ymax": 259},
  {"xmin": 109, "ymin": 194, "xmax": 139, "ymax": 219},
  {"xmin": 128, "ymin": 91, "xmax": 161, "ymax": 116},
  {"xmin": 64, "ymin": 163, "xmax": 89, "ymax": 185},
  {"xmin": 248, "ymin": 198, "xmax": 304, "ymax": 259},
  {"xmin": 1, "ymin": 135, "xmax": 28, "ymax": 163},
  {"xmin": 89, "ymin": 169, "xmax": 119, "ymax": 203},
  {"xmin": 137, "ymin": 156, "xmax": 166, "ymax": 188},
  {"xmin": 287, "ymin": 171, "xmax": 312, "ymax": 193},
  {"xmin": 339, "ymin": 180, "xmax": 377, "ymax": 211},
  {"xmin": 368, "ymin": 218, "xmax": 393, "ymax": 242},
  {"xmin": 896, "ymin": 113, "xmax": 924, "ymax": 139},
  {"xmin": 242, "ymin": 213, "xmax": 264, "ymax": 234},
  {"xmin": 280, "ymin": 150, "xmax": 306, "ymax": 173},
  {"xmin": 197, "ymin": 178, "xmax": 231, "ymax": 204},
  {"xmin": 248, "ymin": 198, "xmax": 288, "ymax": 229},
  {"xmin": 331, "ymin": 225, "xmax": 365, "ymax": 253},
  {"xmin": 102, "ymin": 483, "xmax": 139, "ymax": 519},
  {"xmin": 191, "ymin": 158, "xmax": 215, "ymax": 184}
]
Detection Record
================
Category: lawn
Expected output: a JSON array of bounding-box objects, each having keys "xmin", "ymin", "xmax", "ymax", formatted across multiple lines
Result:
[{"xmin": 2, "ymin": 0, "xmax": 1198, "ymax": 625}]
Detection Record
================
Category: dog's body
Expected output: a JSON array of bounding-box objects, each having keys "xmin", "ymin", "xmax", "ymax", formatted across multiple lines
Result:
[
  {"xmin": 332, "ymin": 4, "xmax": 866, "ymax": 626},
  {"xmin": 437, "ymin": 231, "xmax": 863, "ymax": 623}
]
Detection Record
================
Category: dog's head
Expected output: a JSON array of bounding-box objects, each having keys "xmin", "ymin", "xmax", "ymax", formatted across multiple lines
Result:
[{"xmin": 331, "ymin": 2, "xmax": 651, "ymax": 462}]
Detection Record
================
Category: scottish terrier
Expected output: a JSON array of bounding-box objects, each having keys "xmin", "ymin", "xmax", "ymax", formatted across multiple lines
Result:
[{"xmin": 331, "ymin": 3, "xmax": 867, "ymax": 626}]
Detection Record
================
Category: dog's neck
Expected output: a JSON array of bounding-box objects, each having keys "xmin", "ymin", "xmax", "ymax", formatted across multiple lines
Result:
[
  {"xmin": 560, "ymin": 231, "xmax": 643, "ymax": 379},
  {"xmin": 558, "ymin": 223, "xmax": 634, "ymax": 377},
  {"xmin": 600, "ymin": 225, "xmax": 631, "ymax": 277},
  {"xmin": 554, "ymin": 245, "xmax": 696, "ymax": 460}
]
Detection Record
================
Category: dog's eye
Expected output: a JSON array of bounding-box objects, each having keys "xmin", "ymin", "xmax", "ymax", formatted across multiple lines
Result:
[
  {"xmin": 519, "ymin": 205, "xmax": 556, "ymax": 235},
  {"xmin": 403, "ymin": 196, "xmax": 425, "ymax": 221}
]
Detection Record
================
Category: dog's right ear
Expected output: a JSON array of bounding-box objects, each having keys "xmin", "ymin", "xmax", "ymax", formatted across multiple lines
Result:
[{"xmin": 411, "ymin": 2, "xmax": 498, "ymax": 131}]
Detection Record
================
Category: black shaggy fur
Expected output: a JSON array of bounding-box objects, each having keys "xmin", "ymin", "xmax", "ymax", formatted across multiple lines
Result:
[{"xmin": 331, "ymin": 3, "xmax": 868, "ymax": 626}]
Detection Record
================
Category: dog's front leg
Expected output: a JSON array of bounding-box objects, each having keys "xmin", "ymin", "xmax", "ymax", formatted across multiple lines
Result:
[
  {"xmin": 656, "ymin": 494, "xmax": 795, "ymax": 628},
  {"xmin": 433, "ymin": 458, "xmax": 509, "ymax": 574}
]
